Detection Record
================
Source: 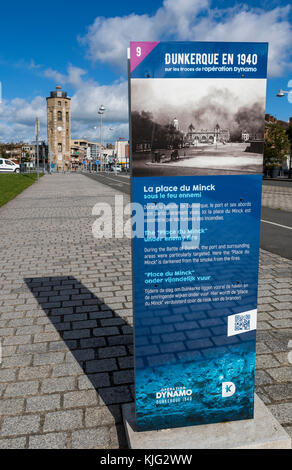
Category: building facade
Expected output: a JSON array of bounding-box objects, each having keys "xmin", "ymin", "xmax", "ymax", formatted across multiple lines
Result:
[
  {"xmin": 70, "ymin": 139, "xmax": 102, "ymax": 169},
  {"xmin": 114, "ymin": 139, "xmax": 129, "ymax": 167},
  {"xmin": 185, "ymin": 123, "xmax": 230, "ymax": 145},
  {"xmin": 0, "ymin": 142, "xmax": 48, "ymax": 167},
  {"xmin": 47, "ymin": 86, "xmax": 71, "ymax": 171}
]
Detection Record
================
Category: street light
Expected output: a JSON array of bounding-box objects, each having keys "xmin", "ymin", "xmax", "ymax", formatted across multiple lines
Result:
[
  {"xmin": 35, "ymin": 117, "xmax": 40, "ymax": 182},
  {"xmin": 98, "ymin": 105, "xmax": 105, "ymax": 171},
  {"xmin": 276, "ymin": 89, "xmax": 292, "ymax": 97}
]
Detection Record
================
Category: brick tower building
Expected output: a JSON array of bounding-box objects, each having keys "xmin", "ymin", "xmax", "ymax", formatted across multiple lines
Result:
[{"xmin": 46, "ymin": 86, "xmax": 71, "ymax": 171}]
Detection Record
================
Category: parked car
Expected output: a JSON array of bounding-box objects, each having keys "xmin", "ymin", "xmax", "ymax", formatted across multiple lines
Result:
[{"xmin": 0, "ymin": 158, "xmax": 20, "ymax": 173}]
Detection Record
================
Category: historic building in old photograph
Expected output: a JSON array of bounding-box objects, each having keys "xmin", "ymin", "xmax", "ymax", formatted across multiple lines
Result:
[
  {"xmin": 185, "ymin": 123, "xmax": 230, "ymax": 145},
  {"xmin": 47, "ymin": 86, "xmax": 71, "ymax": 171}
]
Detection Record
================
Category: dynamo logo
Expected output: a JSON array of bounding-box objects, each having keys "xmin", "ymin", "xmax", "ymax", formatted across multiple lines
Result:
[
  {"xmin": 156, "ymin": 388, "xmax": 192, "ymax": 399},
  {"xmin": 222, "ymin": 381, "xmax": 236, "ymax": 398}
]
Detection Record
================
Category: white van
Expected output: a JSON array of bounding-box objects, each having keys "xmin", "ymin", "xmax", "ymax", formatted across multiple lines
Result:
[{"xmin": 0, "ymin": 158, "xmax": 20, "ymax": 173}]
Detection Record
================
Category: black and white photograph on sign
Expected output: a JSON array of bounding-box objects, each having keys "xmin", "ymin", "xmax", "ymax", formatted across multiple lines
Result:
[{"xmin": 131, "ymin": 78, "xmax": 266, "ymax": 177}]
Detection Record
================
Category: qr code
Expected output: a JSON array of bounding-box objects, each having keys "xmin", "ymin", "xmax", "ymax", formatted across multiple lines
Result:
[{"xmin": 234, "ymin": 314, "xmax": 251, "ymax": 332}]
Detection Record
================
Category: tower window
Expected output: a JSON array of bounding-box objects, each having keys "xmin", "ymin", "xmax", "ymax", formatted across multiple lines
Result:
[
  {"xmin": 58, "ymin": 143, "xmax": 62, "ymax": 153},
  {"xmin": 58, "ymin": 101, "xmax": 61, "ymax": 106},
  {"xmin": 57, "ymin": 111, "xmax": 62, "ymax": 121}
]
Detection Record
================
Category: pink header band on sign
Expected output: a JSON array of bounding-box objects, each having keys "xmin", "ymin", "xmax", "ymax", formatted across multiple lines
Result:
[{"xmin": 130, "ymin": 42, "xmax": 159, "ymax": 73}]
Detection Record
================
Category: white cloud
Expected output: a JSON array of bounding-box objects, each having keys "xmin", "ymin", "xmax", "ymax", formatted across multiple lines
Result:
[
  {"xmin": 44, "ymin": 65, "xmax": 88, "ymax": 88},
  {"xmin": 0, "ymin": 96, "xmax": 47, "ymax": 142},
  {"xmin": 71, "ymin": 80, "xmax": 128, "ymax": 123},
  {"xmin": 81, "ymin": 0, "xmax": 292, "ymax": 77},
  {"xmin": 0, "ymin": 75, "xmax": 129, "ymax": 142}
]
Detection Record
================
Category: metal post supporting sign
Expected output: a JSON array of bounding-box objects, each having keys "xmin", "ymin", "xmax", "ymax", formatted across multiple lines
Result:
[{"xmin": 129, "ymin": 41, "xmax": 268, "ymax": 432}]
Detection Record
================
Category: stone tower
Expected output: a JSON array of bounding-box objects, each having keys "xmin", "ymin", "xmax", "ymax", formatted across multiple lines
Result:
[{"xmin": 46, "ymin": 85, "xmax": 71, "ymax": 171}]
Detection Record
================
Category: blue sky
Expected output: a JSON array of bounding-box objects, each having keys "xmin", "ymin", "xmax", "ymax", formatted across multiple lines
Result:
[{"xmin": 0, "ymin": 0, "xmax": 292, "ymax": 142}]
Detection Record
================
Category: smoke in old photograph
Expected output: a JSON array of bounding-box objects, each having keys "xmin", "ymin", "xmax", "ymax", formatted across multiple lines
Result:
[{"xmin": 131, "ymin": 78, "xmax": 266, "ymax": 177}]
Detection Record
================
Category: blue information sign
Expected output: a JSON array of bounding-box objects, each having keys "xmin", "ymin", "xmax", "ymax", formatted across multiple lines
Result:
[{"xmin": 130, "ymin": 41, "xmax": 268, "ymax": 432}]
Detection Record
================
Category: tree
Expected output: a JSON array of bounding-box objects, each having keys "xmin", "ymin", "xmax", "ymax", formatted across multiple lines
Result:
[{"xmin": 264, "ymin": 122, "xmax": 290, "ymax": 170}]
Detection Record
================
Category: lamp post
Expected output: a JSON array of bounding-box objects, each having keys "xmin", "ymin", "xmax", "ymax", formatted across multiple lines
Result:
[
  {"xmin": 35, "ymin": 118, "xmax": 40, "ymax": 182},
  {"xmin": 276, "ymin": 89, "xmax": 292, "ymax": 178},
  {"xmin": 98, "ymin": 105, "xmax": 105, "ymax": 171}
]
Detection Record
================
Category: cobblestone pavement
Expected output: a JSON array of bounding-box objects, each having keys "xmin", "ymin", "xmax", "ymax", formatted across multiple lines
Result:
[
  {"xmin": 0, "ymin": 174, "xmax": 291, "ymax": 449},
  {"xmin": 262, "ymin": 183, "xmax": 292, "ymax": 212}
]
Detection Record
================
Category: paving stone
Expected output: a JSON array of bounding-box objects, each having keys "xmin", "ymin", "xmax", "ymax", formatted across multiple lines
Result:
[
  {"xmin": 255, "ymin": 370, "xmax": 274, "ymax": 386},
  {"xmin": 41, "ymin": 377, "xmax": 76, "ymax": 394},
  {"xmin": 264, "ymin": 383, "xmax": 292, "ymax": 401},
  {"xmin": 0, "ymin": 398, "xmax": 24, "ymax": 416},
  {"xmin": 98, "ymin": 386, "xmax": 132, "ymax": 405},
  {"xmin": 98, "ymin": 346, "xmax": 127, "ymax": 359},
  {"xmin": 113, "ymin": 370, "xmax": 134, "ymax": 385},
  {"xmin": 26, "ymin": 394, "xmax": 61, "ymax": 412},
  {"xmin": 255, "ymin": 354, "xmax": 280, "ymax": 369},
  {"xmin": 267, "ymin": 403, "xmax": 292, "ymax": 425},
  {"xmin": 33, "ymin": 352, "xmax": 65, "ymax": 366},
  {"xmin": 4, "ymin": 380, "xmax": 39, "ymax": 398},
  {"xmin": 266, "ymin": 366, "xmax": 292, "ymax": 383},
  {"xmin": 29, "ymin": 432, "xmax": 67, "ymax": 449},
  {"xmin": 78, "ymin": 373, "xmax": 110, "ymax": 389},
  {"xmin": 43, "ymin": 409, "xmax": 83, "ymax": 432},
  {"xmin": 93, "ymin": 327, "xmax": 119, "ymax": 337},
  {"xmin": 17, "ymin": 343, "xmax": 47, "ymax": 354},
  {"xmin": 0, "ymin": 369, "xmax": 17, "ymax": 382},
  {"xmin": 0, "ymin": 437, "xmax": 26, "ymax": 449},
  {"xmin": 1, "ymin": 415, "xmax": 40, "ymax": 436},
  {"xmin": 71, "ymin": 427, "xmax": 110, "ymax": 449},
  {"xmin": 18, "ymin": 365, "xmax": 51, "ymax": 380},
  {"xmin": 3, "ymin": 335, "xmax": 31, "ymax": 346},
  {"xmin": 86, "ymin": 359, "xmax": 118, "ymax": 373},
  {"xmin": 63, "ymin": 390, "xmax": 98, "ymax": 408},
  {"xmin": 52, "ymin": 362, "xmax": 83, "ymax": 377},
  {"xmin": 63, "ymin": 329, "xmax": 90, "ymax": 340},
  {"xmin": 85, "ymin": 405, "xmax": 121, "ymax": 427}
]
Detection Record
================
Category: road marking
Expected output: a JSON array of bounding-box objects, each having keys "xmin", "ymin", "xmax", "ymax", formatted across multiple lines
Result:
[
  {"xmin": 103, "ymin": 176, "xmax": 130, "ymax": 185},
  {"xmin": 261, "ymin": 219, "xmax": 292, "ymax": 230}
]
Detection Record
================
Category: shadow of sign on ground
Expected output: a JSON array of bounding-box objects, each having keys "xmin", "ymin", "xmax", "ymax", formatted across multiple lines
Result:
[{"xmin": 24, "ymin": 276, "xmax": 134, "ymax": 448}]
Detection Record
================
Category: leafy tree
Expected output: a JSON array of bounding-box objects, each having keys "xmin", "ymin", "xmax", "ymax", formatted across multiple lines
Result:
[
  {"xmin": 264, "ymin": 122, "xmax": 290, "ymax": 169},
  {"xmin": 132, "ymin": 111, "xmax": 183, "ymax": 150},
  {"xmin": 286, "ymin": 125, "xmax": 292, "ymax": 147}
]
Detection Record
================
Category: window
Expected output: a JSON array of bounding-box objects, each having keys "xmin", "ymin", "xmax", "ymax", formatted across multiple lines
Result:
[
  {"xmin": 0, "ymin": 159, "xmax": 3, "ymax": 165},
  {"xmin": 58, "ymin": 143, "xmax": 62, "ymax": 153},
  {"xmin": 57, "ymin": 111, "xmax": 62, "ymax": 121},
  {"xmin": 58, "ymin": 101, "xmax": 61, "ymax": 106}
]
